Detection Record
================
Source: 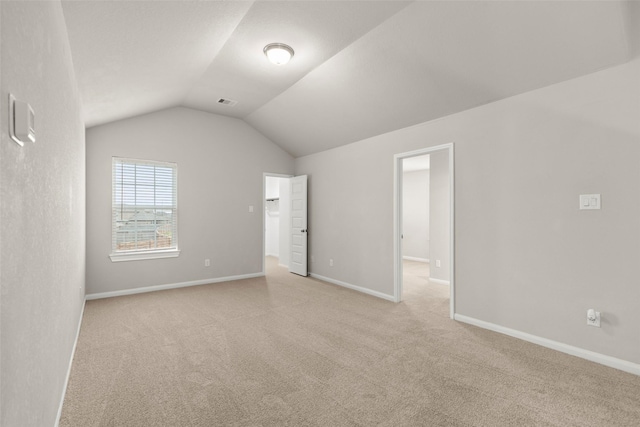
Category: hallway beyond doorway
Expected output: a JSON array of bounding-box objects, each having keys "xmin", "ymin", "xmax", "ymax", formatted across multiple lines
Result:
[{"xmin": 402, "ymin": 259, "xmax": 449, "ymax": 312}]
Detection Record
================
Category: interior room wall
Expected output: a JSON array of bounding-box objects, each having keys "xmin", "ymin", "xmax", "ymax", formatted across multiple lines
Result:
[
  {"xmin": 278, "ymin": 178, "xmax": 291, "ymax": 267},
  {"xmin": 265, "ymin": 176, "xmax": 280, "ymax": 257},
  {"xmin": 428, "ymin": 151, "xmax": 450, "ymax": 282},
  {"xmin": 402, "ymin": 169, "xmax": 429, "ymax": 261},
  {"xmin": 86, "ymin": 106, "xmax": 294, "ymax": 295},
  {"xmin": 0, "ymin": 2, "xmax": 86, "ymax": 425},
  {"xmin": 295, "ymin": 57, "xmax": 640, "ymax": 366}
]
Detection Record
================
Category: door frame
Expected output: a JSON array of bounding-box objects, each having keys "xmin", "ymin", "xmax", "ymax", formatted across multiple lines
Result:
[
  {"xmin": 393, "ymin": 143, "xmax": 455, "ymax": 318},
  {"xmin": 262, "ymin": 173, "xmax": 293, "ymax": 275}
]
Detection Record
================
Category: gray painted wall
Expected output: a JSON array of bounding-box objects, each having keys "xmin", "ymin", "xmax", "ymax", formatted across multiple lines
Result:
[
  {"xmin": 402, "ymin": 170, "xmax": 429, "ymax": 260},
  {"xmin": 429, "ymin": 151, "xmax": 450, "ymax": 282},
  {"xmin": 86, "ymin": 107, "xmax": 294, "ymax": 295},
  {"xmin": 1, "ymin": 2, "xmax": 86, "ymax": 425},
  {"xmin": 295, "ymin": 58, "xmax": 640, "ymax": 365}
]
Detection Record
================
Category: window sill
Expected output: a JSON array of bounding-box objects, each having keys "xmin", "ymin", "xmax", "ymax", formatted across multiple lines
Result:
[{"xmin": 109, "ymin": 249, "xmax": 180, "ymax": 262}]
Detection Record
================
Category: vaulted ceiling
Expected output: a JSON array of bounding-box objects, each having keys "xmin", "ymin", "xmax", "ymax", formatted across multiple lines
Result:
[{"xmin": 62, "ymin": 1, "xmax": 636, "ymax": 157}]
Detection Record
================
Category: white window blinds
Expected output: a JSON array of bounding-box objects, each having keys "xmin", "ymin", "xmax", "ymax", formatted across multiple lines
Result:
[{"xmin": 112, "ymin": 157, "xmax": 178, "ymax": 256}]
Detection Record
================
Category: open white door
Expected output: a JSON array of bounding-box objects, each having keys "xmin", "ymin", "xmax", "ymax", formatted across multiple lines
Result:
[{"xmin": 289, "ymin": 175, "xmax": 308, "ymax": 276}]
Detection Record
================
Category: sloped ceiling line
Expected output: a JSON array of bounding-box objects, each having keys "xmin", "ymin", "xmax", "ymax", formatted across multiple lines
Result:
[{"xmin": 63, "ymin": 1, "xmax": 632, "ymax": 158}]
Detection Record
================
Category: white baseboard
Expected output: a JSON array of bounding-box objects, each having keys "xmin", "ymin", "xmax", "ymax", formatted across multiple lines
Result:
[
  {"xmin": 265, "ymin": 252, "xmax": 279, "ymax": 258},
  {"xmin": 429, "ymin": 277, "xmax": 450, "ymax": 286},
  {"xmin": 278, "ymin": 263, "xmax": 289, "ymax": 269},
  {"xmin": 55, "ymin": 298, "xmax": 86, "ymax": 427},
  {"xmin": 454, "ymin": 314, "xmax": 640, "ymax": 376},
  {"xmin": 403, "ymin": 256, "xmax": 429, "ymax": 263},
  {"xmin": 309, "ymin": 273, "xmax": 395, "ymax": 302},
  {"xmin": 85, "ymin": 272, "xmax": 265, "ymax": 300}
]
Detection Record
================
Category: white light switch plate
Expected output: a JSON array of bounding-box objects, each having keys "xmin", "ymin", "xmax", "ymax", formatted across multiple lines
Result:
[{"xmin": 579, "ymin": 194, "xmax": 600, "ymax": 210}]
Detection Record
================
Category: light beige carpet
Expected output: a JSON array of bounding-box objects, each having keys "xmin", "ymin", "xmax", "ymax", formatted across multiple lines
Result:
[{"xmin": 60, "ymin": 258, "xmax": 640, "ymax": 426}]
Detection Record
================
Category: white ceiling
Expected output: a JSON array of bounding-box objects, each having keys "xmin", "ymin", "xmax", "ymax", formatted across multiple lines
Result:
[
  {"xmin": 183, "ymin": 1, "xmax": 410, "ymax": 118},
  {"xmin": 61, "ymin": 1, "xmax": 253, "ymax": 128},
  {"xmin": 62, "ymin": 1, "xmax": 635, "ymax": 158}
]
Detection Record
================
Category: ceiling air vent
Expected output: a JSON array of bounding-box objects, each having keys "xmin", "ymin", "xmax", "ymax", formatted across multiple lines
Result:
[{"xmin": 217, "ymin": 98, "xmax": 238, "ymax": 107}]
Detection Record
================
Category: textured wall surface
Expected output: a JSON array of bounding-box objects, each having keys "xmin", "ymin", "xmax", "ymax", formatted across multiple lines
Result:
[
  {"xmin": 295, "ymin": 58, "xmax": 640, "ymax": 365},
  {"xmin": 0, "ymin": 2, "xmax": 86, "ymax": 425},
  {"xmin": 86, "ymin": 107, "xmax": 294, "ymax": 295}
]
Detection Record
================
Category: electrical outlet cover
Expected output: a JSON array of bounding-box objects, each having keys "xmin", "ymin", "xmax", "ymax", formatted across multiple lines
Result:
[{"xmin": 587, "ymin": 311, "xmax": 601, "ymax": 327}]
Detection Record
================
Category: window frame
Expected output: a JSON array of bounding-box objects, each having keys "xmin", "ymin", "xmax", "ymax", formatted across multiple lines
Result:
[{"xmin": 109, "ymin": 157, "xmax": 180, "ymax": 262}]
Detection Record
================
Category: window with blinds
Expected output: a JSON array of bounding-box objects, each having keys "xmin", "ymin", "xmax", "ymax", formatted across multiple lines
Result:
[{"xmin": 110, "ymin": 157, "xmax": 179, "ymax": 261}]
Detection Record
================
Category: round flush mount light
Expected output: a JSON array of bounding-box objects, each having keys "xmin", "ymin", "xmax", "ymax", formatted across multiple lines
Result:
[{"xmin": 263, "ymin": 43, "xmax": 294, "ymax": 65}]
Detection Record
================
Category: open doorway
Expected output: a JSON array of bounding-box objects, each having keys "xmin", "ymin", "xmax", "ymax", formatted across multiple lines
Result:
[
  {"xmin": 263, "ymin": 174, "xmax": 292, "ymax": 275},
  {"xmin": 401, "ymin": 154, "xmax": 431, "ymax": 300},
  {"xmin": 394, "ymin": 144, "xmax": 454, "ymax": 318}
]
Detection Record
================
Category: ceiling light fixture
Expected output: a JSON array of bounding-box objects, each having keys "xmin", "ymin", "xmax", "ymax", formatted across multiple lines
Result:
[{"xmin": 263, "ymin": 43, "xmax": 294, "ymax": 65}]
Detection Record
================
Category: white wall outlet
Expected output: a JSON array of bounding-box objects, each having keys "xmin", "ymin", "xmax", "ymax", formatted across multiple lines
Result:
[
  {"xmin": 435, "ymin": 260, "xmax": 441, "ymax": 268},
  {"xmin": 249, "ymin": 205, "xmax": 254, "ymax": 213},
  {"xmin": 329, "ymin": 258, "xmax": 334, "ymax": 267},
  {"xmin": 587, "ymin": 309, "xmax": 601, "ymax": 327},
  {"xmin": 204, "ymin": 259, "xmax": 210, "ymax": 267},
  {"xmin": 579, "ymin": 194, "xmax": 601, "ymax": 210}
]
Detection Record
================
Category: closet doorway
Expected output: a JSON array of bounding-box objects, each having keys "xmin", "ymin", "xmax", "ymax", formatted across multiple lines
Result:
[{"xmin": 262, "ymin": 174, "xmax": 292, "ymax": 274}]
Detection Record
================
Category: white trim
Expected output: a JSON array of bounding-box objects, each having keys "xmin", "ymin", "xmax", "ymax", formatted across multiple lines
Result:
[
  {"xmin": 85, "ymin": 272, "xmax": 264, "ymax": 300},
  {"xmin": 262, "ymin": 173, "xmax": 294, "ymax": 275},
  {"xmin": 429, "ymin": 277, "xmax": 450, "ymax": 286},
  {"xmin": 448, "ymin": 145, "xmax": 455, "ymax": 318},
  {"xmin": 394, "ymin": 143, "xmax": 455, "ymax": 318},
  {"xmin": 55, "ymin": 298, "xmax": 85, "ymax": 427},
  {"xmin": 109, "ymin": 249, "xmax": 180, "ymax": 262},
  {"xmin": 454, "ymin": 314, "xmax": 640, "ymax": 376},
  {"xmin": 403, "ymin": 256, "xmax": 429, "ymax": 263},
  {"xmin": 310, "ymin": 273, "xmax": 395, "ymax": 302},
  {"xmin": 393, "ymin": 156, "xmax": 402, "ymax": 303}
]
